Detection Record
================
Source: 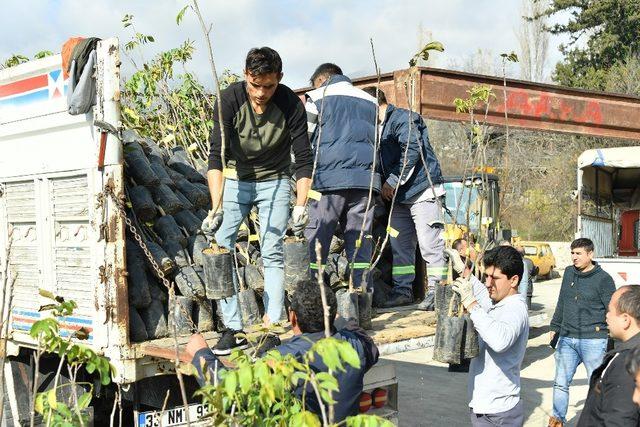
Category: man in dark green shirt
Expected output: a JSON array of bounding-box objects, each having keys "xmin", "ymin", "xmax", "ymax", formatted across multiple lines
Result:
[
  {"xmin": 202, "ymin": 47, "xmax": 313, "ymax": 355},
  {"xmin": 549, "ymin": 238, "xmax": 616, "ymax": 426}
]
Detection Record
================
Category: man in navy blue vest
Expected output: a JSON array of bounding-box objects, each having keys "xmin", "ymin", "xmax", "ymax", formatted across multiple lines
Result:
[
  {"xmin": 303, "ymin": 64, "xmax": 380, "ymax": 295},
  {"xmin": 186, "ymin": 280, "xmax": 379, "ymax": 423},
  {"xmin": 363, "ymin": 86, "xmax": 446, "ymax": 309}
]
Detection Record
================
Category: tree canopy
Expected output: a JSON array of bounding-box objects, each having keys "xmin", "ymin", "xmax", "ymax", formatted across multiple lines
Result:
[{"xmin": 543, "ymin": 0, "xmax": 640, "ymax": 90}]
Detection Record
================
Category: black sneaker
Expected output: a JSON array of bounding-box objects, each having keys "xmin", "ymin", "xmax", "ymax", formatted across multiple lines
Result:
[
  {"xmin": 417, "ymin": 292, "xmax": 435, "ymax": 311},
  {"xmin": 381, "ymin": 293, "xmax": 414, "ymax": 308},
  {"xmin": 211, "ymin": 329, "xmax": 249, "ymax": 356},
  {"xmin": 253, "ymin": 333, "xmax": 281, "ymax": 358}
]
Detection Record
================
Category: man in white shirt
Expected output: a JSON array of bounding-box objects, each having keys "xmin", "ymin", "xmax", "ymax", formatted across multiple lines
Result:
[{"xmin": 452, "ymin": 245, "xmax": 529, "ymax": 426}]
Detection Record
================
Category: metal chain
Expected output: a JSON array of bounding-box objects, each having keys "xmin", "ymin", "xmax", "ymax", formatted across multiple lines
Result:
[{"xmin": 103, "ymin": 184, "xmax": 198, "ymax": 332}]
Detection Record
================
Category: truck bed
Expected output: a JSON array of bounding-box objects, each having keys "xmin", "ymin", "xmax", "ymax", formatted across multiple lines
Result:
[{"xmin": 135, "ymin": 308, "xmax": 437, "ymax": 363}]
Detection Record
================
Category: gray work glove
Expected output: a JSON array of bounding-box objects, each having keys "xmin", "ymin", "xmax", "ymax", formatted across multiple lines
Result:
[
  {"xmin": 444, "ymin": 248, "xmax": 466, "ymax": 275},
  {"xmin": 291, "ymin": 205, "xmax": 309, "ymax": 238},
  {"xmin": 451, "ymin": 277, "xmax": 477, "ymax": 310},
  {"xmin": 201, "ymin": 210, "xmax": 223, "ymax": 240}
]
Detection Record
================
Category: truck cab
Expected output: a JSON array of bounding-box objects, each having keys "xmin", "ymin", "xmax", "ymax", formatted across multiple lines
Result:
[{"xmin": 576, "ymin": 147, "xmax": 640, "ymax": 286}]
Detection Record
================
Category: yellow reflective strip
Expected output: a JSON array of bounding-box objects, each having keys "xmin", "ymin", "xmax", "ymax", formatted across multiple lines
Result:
[
  {"xmin": 352, "ymin": 262, "xmax": 370, "ymax": 269},
  {"xmin": 307, "ymin": 189, "xmax": 322, "ymax": 201},
  {"xmin": 386, "ymin": 226, "xmax": 400, "ymax": 238},
  {"xmin": 392, "ymin": 265, "xmax": 416, "ymax": 275},
  {"xmin": 223, "ymin": 168, "xmax": 238, "ymax": 179}
]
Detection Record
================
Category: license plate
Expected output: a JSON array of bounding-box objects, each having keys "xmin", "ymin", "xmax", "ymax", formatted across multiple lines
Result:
[{"xmin": 136, "ymin": 403, "xmax": 209, "ymax": 427}]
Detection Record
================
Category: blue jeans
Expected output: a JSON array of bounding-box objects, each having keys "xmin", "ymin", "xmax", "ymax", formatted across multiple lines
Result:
[
  {"xmin": 215, "ymin": 178, "xmax": 290, "ymax": 330},
  {"xmin": 552, "ymin": 336, "xmax": 607, "ymax": 422},
  {"xmin": 518, "ymin": 260, "xmax": 529, "ymax": 296}
]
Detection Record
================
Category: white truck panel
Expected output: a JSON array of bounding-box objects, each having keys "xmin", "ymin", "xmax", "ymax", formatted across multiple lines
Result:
[
  {"xmin": 0, "ymin": 39, "xmax": 130, "ymax": 373},
  {"xmin": 597, "ymin": 257, "xmax": 640, "ymax": 287}
]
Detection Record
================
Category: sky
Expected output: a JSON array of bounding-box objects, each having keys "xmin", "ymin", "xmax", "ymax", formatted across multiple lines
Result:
[{"xmin": 1, "ymin": 0, "xmax": 570, "ymax": 89}]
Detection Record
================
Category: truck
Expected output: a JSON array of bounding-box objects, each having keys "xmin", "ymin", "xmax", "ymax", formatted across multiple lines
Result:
[
  {"xmin": 576, "ymin": 146, "xmax": 640, "ymax": 287},
  {"xmin": 0, "ymin": 39, "xmax": 409, "ymax": 426}
]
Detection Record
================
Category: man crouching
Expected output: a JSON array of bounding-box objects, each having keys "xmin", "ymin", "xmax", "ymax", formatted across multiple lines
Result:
[{"xmin": 185, "ymin": 280, "xmax": 379, "ymax": 423}]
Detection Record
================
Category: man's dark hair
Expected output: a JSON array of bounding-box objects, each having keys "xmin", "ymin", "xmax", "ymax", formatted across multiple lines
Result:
[
  {"xmin": 617, "ymin": 286, "xmax": 640, "ymax": 324},
  {"xmin": 483, "ymin": 246, "xmax": 523, "ymax": 284},
  {"xmin": 571, "ymin": 237, "xmax": 594, "ymax": 252},
  {"xmin": 452, "ymin": 238, "xmax": 467, "ymax": 251},
  {"xmin": 361, "ymin": 86, "xmax": 387, "ymax": 104},
  {"xmin": 245, "ymin": 47, "xmax": 282, "ymax": 75},
  {"xmin": 290, "ymin": 280, "xmax": 337, "ymax": 333},
  {"xmin": 309, "ymin": 63, "xmax": 343, "ymax": 85},
  {"xmin": 626, "ymin": 345, "xmax": 640, "ymax": 377}
]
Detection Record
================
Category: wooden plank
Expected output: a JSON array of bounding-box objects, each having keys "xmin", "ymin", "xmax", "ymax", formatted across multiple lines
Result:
[{"xmin": 136, "ymin": 309, "xmax": 438, "ymax": 362}]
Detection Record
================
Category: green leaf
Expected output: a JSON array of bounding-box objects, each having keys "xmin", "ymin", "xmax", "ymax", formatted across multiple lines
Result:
[
  {"xmin": 319, "ymin": 388, "xmax": 336, "ymax": 404},
  {"xmin": 238, "ymin": 365, "xmax": 252, "ymax": 393},
  {"xmin": 77, "ymin": 392, "xmax": 92, "ymax": 409},
  {"xmin": 409, "ymin": 40, "xmax": 445, "ymax": 66},
  {"xmin": 30, "ymin": 319, "xmax": 58, "ymax": 339},
  {"xmin": 176, "ymin": 5, "xmax": 188, "ymax": 25},
  {"xmin": 289, "ymin": 411, "xmax": 320, "ymax": 427},
  {"xmin": 291, "ymin": 371, "xmax": 307, "ymax": 386},
  {"xmin": 315, "ymin": 339, "xmax": 342, "ymax": 372},
  {"xmin": 39, "ymin": 289, "xmax": 56, "ymax": 300},
  {"xmin": 33, "ymin": 50, "xmax": 54, "ymax": 60},
  {"xmin": 38, "ymin": 304, "xmax": 58, "ymax": 312},
  {"xmin": 46, "ymin": 388, "xmax": 57, "ymax": 410},
  {"xmin": 161, "ymin": 133, "xmax": 175, "ymax": 144},
  {"xmin": 423, "ymin": 41, "xmax": 445, "ymax": 53},
  {"xmin": 123, "ymin": 107, "xmax": 140, "ymax": 123},
  {"xmin": 224, "ymin": 371, "xmax": 237, "ymax": 397},
  {"xmin": 56, "ymin": 402, "xmax": 72, "ymax": 419},
  {"xmin": 34, "ymin": 393, "xmax": 45, "ymax": 414},
  {"xmin": 74, "ymin": 327, "xmax": 90, "ymax": 341},
  {"xmin": 337, "ymin": 342, "xmax": 361, "ymax": 369},
  {"xmin": 346, "ymin": 414, "xmax": 394, "ymax": 427}
]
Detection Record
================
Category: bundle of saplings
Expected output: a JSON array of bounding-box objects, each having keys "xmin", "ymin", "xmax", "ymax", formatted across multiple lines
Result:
[{"xmin": 122, "ymin": 131, "xmax": 224, "ymax": 342}]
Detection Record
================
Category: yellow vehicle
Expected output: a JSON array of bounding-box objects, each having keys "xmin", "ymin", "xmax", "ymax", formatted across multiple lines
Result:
[{"xmin": 519, "ymin": 241, "xmax": 556, "ymax": 280}]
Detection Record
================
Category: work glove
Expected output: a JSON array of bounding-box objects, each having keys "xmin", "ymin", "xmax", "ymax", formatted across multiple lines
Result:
[
  {"xmin": 451, "ymin": 277, "xmax": 476, "ymax": 310},
  {"xmin": 291, "ymin": 205, "xmax": 309, "ymax": 238},
  {"xmin": 201, "ymin": 210, "xmax": 223, "ymax": 240},
  {"xmin": 444, "ymin": 248, "xmax": 466, "ymax": 275}
]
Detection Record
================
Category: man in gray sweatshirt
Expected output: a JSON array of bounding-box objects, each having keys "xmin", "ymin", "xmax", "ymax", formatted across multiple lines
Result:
[
  {"xmin": 452, "ymin": 245, "xmax": 529, "ymax": 426},
  {"xmin": 548, "ymin": 238, "xmax": 615, "ymax": 427}
]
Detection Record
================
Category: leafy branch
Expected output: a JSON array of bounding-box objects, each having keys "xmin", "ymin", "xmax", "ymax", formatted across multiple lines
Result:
[
  {"xmin": 29, "ymin": 291, "xmax": 114, "ymax": 427},
  {"xmin": 409, "ymin": 41, "xmax": 444, "ymax": 67}
]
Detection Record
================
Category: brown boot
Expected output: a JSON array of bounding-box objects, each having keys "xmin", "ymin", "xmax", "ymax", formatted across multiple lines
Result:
[{"xmin": 548, "ymin": 416, "xmax": 564, "ymax": 427}]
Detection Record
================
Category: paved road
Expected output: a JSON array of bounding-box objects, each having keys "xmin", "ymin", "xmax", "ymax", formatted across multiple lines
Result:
[{"xmin": 383, "ymin": 271, "xmax": 592, "ymax": 426}]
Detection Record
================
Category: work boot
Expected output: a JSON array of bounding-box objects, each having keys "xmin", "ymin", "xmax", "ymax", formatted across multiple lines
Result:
[
  {"xmin": 252, "ymin": 333, "xmax": 281, "ymax": 358},
  {"xmin": 381, "ymin": 292, "xmax": 414, "ymax": 308},
  {"xmin": 547, "ymin": 416, "xmax": 563, "ymax": 427},
  {"xmin": 417, "ymin": 292, "xmax": 435, "ymax": 311}
]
